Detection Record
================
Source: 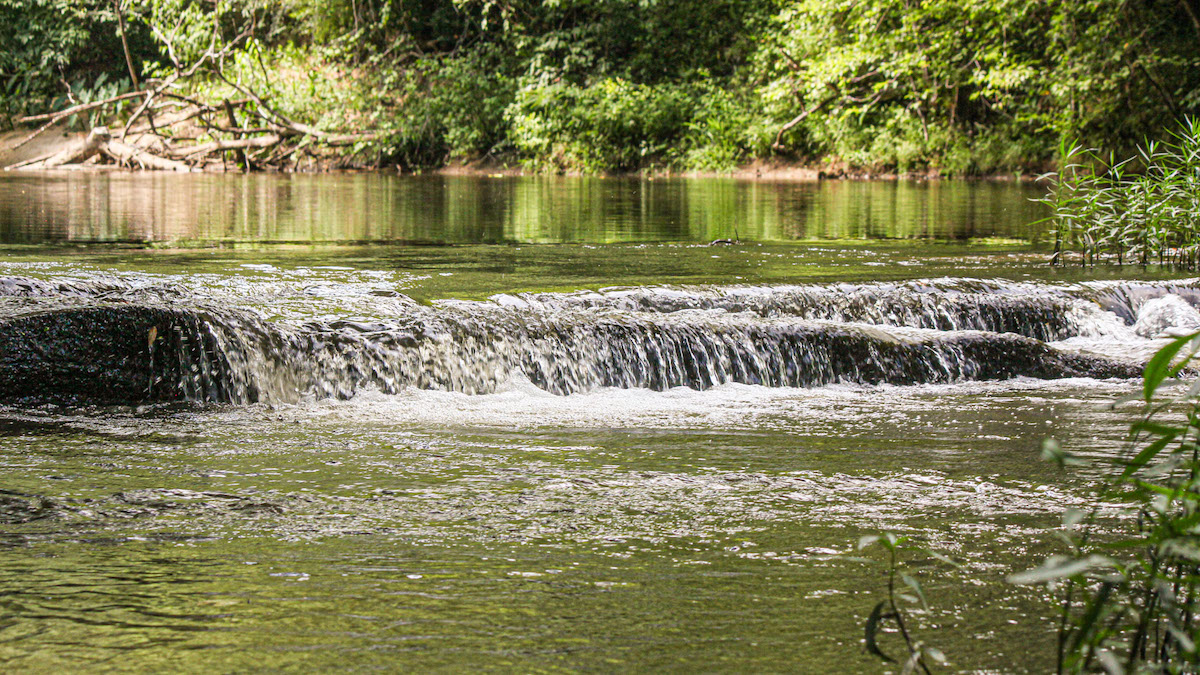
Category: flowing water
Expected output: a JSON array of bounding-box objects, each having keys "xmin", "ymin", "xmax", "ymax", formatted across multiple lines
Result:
[{"xmin": 0, "ymin": 174, "xmax": 1194, "ymax": 672}]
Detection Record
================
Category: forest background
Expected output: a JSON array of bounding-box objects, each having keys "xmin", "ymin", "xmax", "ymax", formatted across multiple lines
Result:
[{"xmin": 2, "ymin": 0, "xmax": 1199, "ymax": 175}]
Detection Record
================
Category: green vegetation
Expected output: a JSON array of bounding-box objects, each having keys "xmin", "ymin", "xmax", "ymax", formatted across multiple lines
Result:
[
  {"xmin": 856, "ymin": 532, "xmax": 951, "ymax": 673},
  {"xmin": 860, "ymin": 333, "xmax": 1200, "ymax": 673},
  {"xmin": 1040, "ymin": 119, "xmax": 1200, "ymax": 268},
  {"xmin": 1012, "ymin": 333, "xmax": 1200, "ymax": 672},
  {"xmin": 3, "ymin": 0, "xmax": 1198, "ymax": 173}
]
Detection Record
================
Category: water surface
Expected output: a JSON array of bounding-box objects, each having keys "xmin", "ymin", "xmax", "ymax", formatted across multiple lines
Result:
[
  {"xmin": 0, "ymin": 173, "xmax": 1045, "ymax": 245},
  {"xmin": 0, "ymin": 175, "xmax": 1186, "ymax": 672}
]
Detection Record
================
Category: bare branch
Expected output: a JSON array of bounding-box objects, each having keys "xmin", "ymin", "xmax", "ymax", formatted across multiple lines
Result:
[
  {"xmin": 120, "ymin": 29, "xmax": 252, "ymax": 140},
  {"xmin": 772, "ymin": 94, "xmax": 836, "ymax": 150},
  {"xmin": 208, "ymin": 69, "xmax": 318, "ymax": 136},
  {"xmin": 166, "ymin": 134, "xmax": 285, "ymax": 159},
  {"xmin": 16, "ymin": 91, "xmax": 147, "ymax": 124},
  {"xmin": 11, "ymin": 91, "xmax": 147, "ymax": 151},
  {"xmin": 102, "ymin": 140, "xmax": 192, "ymax": 172},
  {"xmin": 113, "ymin": 0, "xmax": 140, "ymax": 89}
]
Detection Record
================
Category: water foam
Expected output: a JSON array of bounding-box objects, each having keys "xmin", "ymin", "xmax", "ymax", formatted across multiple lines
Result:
[{"xmin": 0, "ymin": 275, "xmax": 1194, "ymax": 404}]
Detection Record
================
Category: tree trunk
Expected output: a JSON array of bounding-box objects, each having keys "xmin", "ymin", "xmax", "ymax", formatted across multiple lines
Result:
[{"xmin": 11, "ymin": 127, "xmax": 111, "ymax": 170}]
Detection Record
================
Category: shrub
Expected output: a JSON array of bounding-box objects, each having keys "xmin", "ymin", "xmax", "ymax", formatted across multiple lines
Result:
[{"xmin": 506, "ymin": 78, "xmax": 697, "ymax": 173}]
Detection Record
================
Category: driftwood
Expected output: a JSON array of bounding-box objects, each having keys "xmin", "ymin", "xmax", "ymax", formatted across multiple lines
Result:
[
  {"xmin": 7, "ymin": 126, "xmax": 191, "ymax": 172},
  {"xmin": 102, "ymin": 139, "xmax": 191, "ymax": 172},
  {"xmin": 12, "ymin": 127, "xmax": 112, "ymax": 170},
  {"xmin": 4, "ymin": 94, "xmax": 379, "ymax": 172},
  {"xmin": 2, "ymin": 30, "xmax": 384, "ymax": 173}
]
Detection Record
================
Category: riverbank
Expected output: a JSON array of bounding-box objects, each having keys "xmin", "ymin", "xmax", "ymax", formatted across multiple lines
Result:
[
  {"xmin": 0, "ymin": 128, "xmax": 1041, "ymax": 181},
  {"xmin": 438, "ymin": 157, "xmax": 1041, "ymax": 182}
]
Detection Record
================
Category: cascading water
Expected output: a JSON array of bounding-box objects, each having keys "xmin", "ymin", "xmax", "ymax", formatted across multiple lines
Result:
[{"xmin": 1, "ymin": 276, "xmax": 1198, "ymax": 405}]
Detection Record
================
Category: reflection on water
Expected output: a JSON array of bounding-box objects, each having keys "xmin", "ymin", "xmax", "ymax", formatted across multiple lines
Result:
[{"xmin": 0, "ymin": 173, "xmax": 1047, "ymax": 245}]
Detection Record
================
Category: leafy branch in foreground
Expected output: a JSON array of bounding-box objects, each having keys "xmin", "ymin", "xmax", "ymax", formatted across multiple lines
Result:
[
  {"xmin": 1012, "ymin": 330, "xmax": 1200, "ymax": 673},
  {"xmin": 856, "ymin": 532, "xmax": 953, "ymax": 673}
]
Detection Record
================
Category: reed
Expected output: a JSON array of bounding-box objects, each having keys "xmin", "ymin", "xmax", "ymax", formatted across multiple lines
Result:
[{"xmin": 1039, "ymin": 119, "xmax": 1200, "ymax": 269}]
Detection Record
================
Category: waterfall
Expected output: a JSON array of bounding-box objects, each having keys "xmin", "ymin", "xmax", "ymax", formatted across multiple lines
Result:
[{"xmin": 0, "ymin": 276, "xmax": 1193, "ymax": 405}]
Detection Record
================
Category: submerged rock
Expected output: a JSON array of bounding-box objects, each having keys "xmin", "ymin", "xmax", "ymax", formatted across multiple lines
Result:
[{"xmin": 0, "ymin": 305, "xmax": 250, "ymax": 404}]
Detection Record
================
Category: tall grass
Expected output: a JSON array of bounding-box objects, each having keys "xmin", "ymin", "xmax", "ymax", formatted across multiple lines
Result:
[{"xmin": 1039, "ymin": 119, "xmax": 1200, "ymax": 269}]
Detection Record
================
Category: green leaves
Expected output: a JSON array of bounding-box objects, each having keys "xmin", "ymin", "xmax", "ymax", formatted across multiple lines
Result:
[
  {"xmin": 856, "ymin": 530, "xmax": 950, "ymax": 671},
  {"xmin": 864, "ymin": 600, "xmax": 896, "ymax": 663},
  {"xmin": 1044, "ymin": 120, "xmax": 1200, "ymax": 269},
  {"xmin": 1008, "ymin": 554, "xmax": 1114, "ymax": 585},
  {"xmin": 1021, "ymin": 330, "xmax": 1200, "ymax": 670},
  {"xmin": 1042, "ymin": 438, "xmax": 1085, "ymax": 468},
  {"xmin": 1143, "ymin": 331, "xmax": 1200, "ymax": 402}
]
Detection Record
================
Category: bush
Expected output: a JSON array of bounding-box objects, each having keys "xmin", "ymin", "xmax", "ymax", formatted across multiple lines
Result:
[
  {"xmin": 369, "ymin": 45, "xmax": 518, "ymax": 169},
  {"xmin": 506, "ymin": 78, "xmax": 698, "ymax": 173},
  {"xmin": 681, "ymin": 84, "xmax": 770, "ymax": 171}
]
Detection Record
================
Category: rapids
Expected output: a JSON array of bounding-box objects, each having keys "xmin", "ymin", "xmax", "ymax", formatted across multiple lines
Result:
[
  {"xmin": 3, "ymin": 276, "xmax": 1194, "ymax": 404},
  {"xmin": 2, "ymin": 175, "xmax": 1198, "ymax": 672}
]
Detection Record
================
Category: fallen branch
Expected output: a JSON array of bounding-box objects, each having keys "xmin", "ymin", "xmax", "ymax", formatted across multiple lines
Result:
[
  {"xmin": 166, "ymin": 133, "xmax": 285, "ymax": 159},
  {"xmin": 209, "ymin": 69, "xmax": 331, "ymax": 139},
  {"xmin": 12, "ymin": 91, "xmax": 147, "ymax": 151},
  {"xmin": 120, "ymin": 30, "xmax": 250, "ymax": 140},
  {"xmin": 125, "ymin": 105, "xmax": 208, "ymax": 135},
  {"xmin": 10, "ymin": 127, "xmax": 111, "ymax": 170},
  {"xmin": 102, "ymin": 139, "xmax": 192, "ymax": 172},
  {"xmin": 16, "ymin": 91, "xmax": 146, "ymax": 124},
  {"xmin": 120, "ymin": 71, "xmax": 186, "ymax": 140}
]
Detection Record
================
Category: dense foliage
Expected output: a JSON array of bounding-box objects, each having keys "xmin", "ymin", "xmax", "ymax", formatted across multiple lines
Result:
[{"xmin": 3, "ymin": 0, "xmax": 1199, "ymax": 173}]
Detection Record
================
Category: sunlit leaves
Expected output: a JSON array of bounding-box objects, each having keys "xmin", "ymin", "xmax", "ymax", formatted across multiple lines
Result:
[{"xmin": 1042, "ymin": 121, "xmax": 1200, "ymax": 269}]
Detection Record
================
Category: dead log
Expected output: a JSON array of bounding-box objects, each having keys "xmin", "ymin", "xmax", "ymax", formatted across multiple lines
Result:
[
  {"xmin": 101, "ymin": 140, "xmax": 192, "ymax": 172},
  {"xmin": 165, "ymin": 134, "xmax": 285, "ymax": 159},
  {"xmin": 10, "ymin": 127, "xmax": 111, "ymax": 170},
  {"xmin": 12, "ymin": 92, "xmax": 146, "ymax": 151}
]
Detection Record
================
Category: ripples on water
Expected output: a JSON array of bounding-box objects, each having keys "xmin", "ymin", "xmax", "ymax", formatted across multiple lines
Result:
[
  {"xmin": 1, "ymin": 254, "xmax": 1193, "ymax": 671},
  {"xmin": 0, "ymin": 170, "xmax": 1191, "ymax": 671}
]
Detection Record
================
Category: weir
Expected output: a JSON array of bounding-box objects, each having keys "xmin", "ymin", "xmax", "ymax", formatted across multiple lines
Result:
[{"xmin": 0, "ymin": 276, "xmax": 1188, "ymax": 405}]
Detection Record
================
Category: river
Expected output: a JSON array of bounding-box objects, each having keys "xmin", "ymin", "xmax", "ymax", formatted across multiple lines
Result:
[{"xmin": 0, "ymin": 173, "xmax": 1193, "ymax": 672}]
